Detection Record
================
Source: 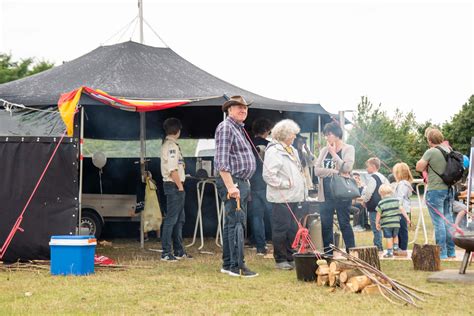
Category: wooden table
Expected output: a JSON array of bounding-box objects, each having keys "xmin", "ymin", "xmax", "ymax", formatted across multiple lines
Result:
[{"xmin": 458, "ymin": 191, "xmax": 474, "ymax": 211}]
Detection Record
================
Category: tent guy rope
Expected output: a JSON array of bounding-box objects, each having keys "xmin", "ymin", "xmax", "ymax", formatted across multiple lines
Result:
[{"xmin": 0, "ymin": 98, "xmax": 60, "ymax": 115}]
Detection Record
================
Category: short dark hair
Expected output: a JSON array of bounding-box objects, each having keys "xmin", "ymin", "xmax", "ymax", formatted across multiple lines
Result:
[
  {"xmin": 322, "ymin": 122, "xmax": 343, "ymax": 139},
  {"xmin": 163, "ymin": 118, "xmax": 182, "ymax": 135},
  {"xmin": 252, "ymin": 118, "xmax": 274, "ymax": 136}
]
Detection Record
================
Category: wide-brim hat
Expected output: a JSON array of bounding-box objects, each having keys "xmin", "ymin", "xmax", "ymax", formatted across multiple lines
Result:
[{"xmin": 222, "ymin": 95, "xmax": 253, "ymax": 112}]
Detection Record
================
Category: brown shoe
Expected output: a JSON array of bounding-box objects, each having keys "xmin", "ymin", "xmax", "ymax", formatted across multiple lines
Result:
[{"xmin": 394, "ymin": 250, "xmax": 407, "ymax": 257}]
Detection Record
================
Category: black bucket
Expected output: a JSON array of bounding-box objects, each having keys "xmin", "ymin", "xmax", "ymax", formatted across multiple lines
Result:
[{"xmin": 293, "ymin": 253, "xmax": 318, "ymax": 282}]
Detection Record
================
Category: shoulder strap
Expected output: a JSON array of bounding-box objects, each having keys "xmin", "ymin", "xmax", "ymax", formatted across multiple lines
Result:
[
  {"xmin": 435, "ymin": 146, "xmax": 448, "ymax": 161},
  {"xmin": 428, "ymin": 164, "xmax": 443, "ymax": 178},
  {"xmin": 428, "ymin": 146, "xmax": 446, "ymax": 178},
  {"xmin": 372, "ymin": 173, "xmax": 381, "ymax": 185}
]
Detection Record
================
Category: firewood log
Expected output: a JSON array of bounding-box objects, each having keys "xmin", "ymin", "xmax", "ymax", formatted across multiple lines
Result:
[
  {"xmin": 329, "ymin": 261, "xmax": 353, "ymax": 273},
  {"xmin": 361, "ymin": 284, "xmax": 380, "ymax": 295},
  {"xmin": 344, "ymin": 282, "xmax": 356, "ymax": 293},
  {"xmin": 328, "ymin": 271, "xmax": 340, "ymax": 287},
  {"xmin": 349, "ymin": 246, "xmax": 381, "ymax": 271},
  {"xmin": 339, "ymin": 269, "xmax": 363, "ymax": 283},
  {"xmin": 317, "ymin": 274, "xmax": 329, "ymax": 286},
  {"xmin": 411, "ymin": 244, "xmax": 441, "ymax": 271},
  {"xmin": 347, "ymin": 275, "xmax": 372, "ymax": 292},
  {"xmin": 340, "ymin": 281, "xmax": 347, "ymax": 290},
  {"xmin": 316, "ymin": 265, "xmax": 330, "ymax": 275}
]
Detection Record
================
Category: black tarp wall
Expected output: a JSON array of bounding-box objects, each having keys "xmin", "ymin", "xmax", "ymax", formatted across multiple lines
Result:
[{"xmin": 0, "ymin": 136, "xmax": 78, "ymax": 262}]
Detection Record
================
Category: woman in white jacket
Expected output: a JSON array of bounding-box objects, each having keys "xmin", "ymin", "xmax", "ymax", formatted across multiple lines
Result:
[{"xmin": 263, "ymin": 119, "xmax": 307, "ymax": 270}]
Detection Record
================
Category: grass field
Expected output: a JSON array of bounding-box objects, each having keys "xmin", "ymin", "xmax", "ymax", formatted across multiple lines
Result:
[{"xmin": 1, "ymin": 205, "xmax": 473, "ymax": 315}]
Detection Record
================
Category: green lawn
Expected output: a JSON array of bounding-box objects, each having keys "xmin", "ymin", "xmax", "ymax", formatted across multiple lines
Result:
[{"xmin": 1, "ymin": 205, "xmax": 473, "ymax": 315}]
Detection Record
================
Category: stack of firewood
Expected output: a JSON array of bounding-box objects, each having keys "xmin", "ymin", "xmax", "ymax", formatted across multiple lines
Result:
[
  {"xmin": 316, "ymin": 260, "xmax": 380, "ymax": 294},
  {"xmin": 313, "ymin": 245, "xmax": 434, "ymax": 308}
]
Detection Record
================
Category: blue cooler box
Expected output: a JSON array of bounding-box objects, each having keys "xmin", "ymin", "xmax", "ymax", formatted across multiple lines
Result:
[{"xmin": 49, "ymin": 235, "xmax": 97, "ymax": 275}]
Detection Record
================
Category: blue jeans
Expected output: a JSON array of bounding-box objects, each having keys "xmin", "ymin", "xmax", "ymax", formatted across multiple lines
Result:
[
  {"xmin": 382, "ymin": 227, "xmax": 399, "ymax": 238},
  {"xmin": 398, "ymin": 215, "xmax": 408, "ymax": 250},
  {"xmin": 248, "ymin": 189, "xmax": 272, "ymax": 251},
  {"xmin": 216, "ymin": 176, "xmax": 250, "ymax": 269},
  {"xmin": 369, "ymin": 211, "xmax": 383, "ymax": 251},
  {"xmin": 320, "ymin": 198, "xmax": 355, "ymax": 254},
  {"xmin": 161, "ymin": 182, "xmax": 186, "ymax": 256},
  {"xmin": 426, "ymin": 189, "xmax": 455, "ymax": 258}
]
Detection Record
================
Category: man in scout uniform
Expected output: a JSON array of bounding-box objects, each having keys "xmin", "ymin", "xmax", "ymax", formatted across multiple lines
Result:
[{"xmin": 160, "ymin": 118, "xmax": 191, "ymax": 261}]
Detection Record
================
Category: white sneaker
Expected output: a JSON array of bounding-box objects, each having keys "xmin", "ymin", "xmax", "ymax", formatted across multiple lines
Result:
[{"xmin": 220, "ymin": 267, "xmax": 231, "ymax": 274}]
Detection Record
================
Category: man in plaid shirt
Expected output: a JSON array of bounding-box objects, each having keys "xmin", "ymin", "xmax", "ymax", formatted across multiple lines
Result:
[{"xmin": 215, "ymin": 95, "xmax": 257, "ymax": 277}]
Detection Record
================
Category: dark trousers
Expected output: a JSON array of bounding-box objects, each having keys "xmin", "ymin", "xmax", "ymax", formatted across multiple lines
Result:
[
  {"xmin": 161, "ymin": 182, "xmax": 186, "ymax": 256},
  {"xmin": 216, "ymin": 176, "xmax": 250, "ymax": 269},
  {"xmin": 398, "ymin": 215, "xmax": 408, "ymax": 250},
  {"xmin": 271, "ymin": 203, "xmax": 299, "ymax": 263},
  {"xmin": 353, "ymin": 202, "xmax": 368, "ymax": 227},
  {"xmin": 350, "ymin": 206, "xmax": 361, "ymax": 227},
  {"xmin": 248, "ymin": 189, "xmax": 272, "ymax": 251},
  {"xmin": 369, "ymin": 211, "xmax": 383, "ymax": 251},
  {"xmin": 320, "ymin": 198, "xmax": 355, "ymax": 254}
]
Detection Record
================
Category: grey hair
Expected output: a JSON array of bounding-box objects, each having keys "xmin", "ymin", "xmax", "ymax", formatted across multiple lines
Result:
[{"xmin": 271, "ymin": 119, "xmax": 301, "ymax": 142}]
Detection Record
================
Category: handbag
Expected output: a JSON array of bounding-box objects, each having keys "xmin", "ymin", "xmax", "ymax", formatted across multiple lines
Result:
[{"xmin": 329, "ymin": 174, "xmax": 361, "ymax": 200}]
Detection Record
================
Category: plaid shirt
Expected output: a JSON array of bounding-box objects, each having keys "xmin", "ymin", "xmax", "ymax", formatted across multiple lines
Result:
[{"xmin": 214, "ymin": 117, "xmax": 256, "ymax": 180}]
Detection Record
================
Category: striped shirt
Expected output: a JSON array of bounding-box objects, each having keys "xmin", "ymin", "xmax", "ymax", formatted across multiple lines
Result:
[
  {"xmin": 376, "ymin": 197, "xmax": 401, "ymax": 228},
  {"xmin": 214, "ymin": 117, "xmax": 256, "ymax": 180}
]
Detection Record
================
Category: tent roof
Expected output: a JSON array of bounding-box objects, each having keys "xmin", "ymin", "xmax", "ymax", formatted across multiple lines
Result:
[{"xmin": 0, "ymin": 41, "xmax": 329, "ymax": 115}]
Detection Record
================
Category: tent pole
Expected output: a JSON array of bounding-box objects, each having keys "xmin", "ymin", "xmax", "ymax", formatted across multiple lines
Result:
[
  {"xmin": 309, "ymin": 132, "xmax": 314, "ymax": 179},
  {"xmin": 466, "ymin": 137, "xmax": 474, "ymax": 227},
  {"xmin": 78, "ymin": 106, "xmax": 84, "ymax": 235},
  {"xmin": 318, "ymin": 115, "xmax": 321, "ymax": 150},
  {"xmin": 138, "ymin": 0, "xmax": 145, "ymax": 249},
  {"xmin": 139, "ymin": 112, "xmax": 146, "ymax": 248},
  {"xmin": 138, "ymin": 0, "xmax": 144, "ymax": 43},
  {"xmin": 339, "ymin": 111, "xmax": 345, "ymax": 140}
]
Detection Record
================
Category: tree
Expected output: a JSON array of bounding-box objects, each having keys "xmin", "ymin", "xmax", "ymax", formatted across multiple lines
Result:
[
  {"xmin": 442, "ymin": 95, "xmax": 474, "ymax": 155},
  {"xmin": 346, "ymin": 96, "xmax": 423, "ymax": 174},
  {"xmin": 0, "ymin": 53, "xmax": 54, "ymax": 84}
]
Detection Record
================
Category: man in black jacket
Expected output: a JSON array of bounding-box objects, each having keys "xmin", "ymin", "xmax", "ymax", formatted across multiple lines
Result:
[{"xmin": 248, "ymin": 118, "xmax": 274, "ymax": 255}]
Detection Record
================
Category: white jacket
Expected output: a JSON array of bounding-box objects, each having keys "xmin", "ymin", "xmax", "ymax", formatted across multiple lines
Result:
[{"xmin": 262, "ymin": 141, "xmax": 307, "ymax": 203}]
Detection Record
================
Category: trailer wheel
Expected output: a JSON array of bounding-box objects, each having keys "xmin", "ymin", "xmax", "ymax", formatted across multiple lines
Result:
[{"xmin": 80, "ymin": 209, "xmax": 103, "ymax": 238}]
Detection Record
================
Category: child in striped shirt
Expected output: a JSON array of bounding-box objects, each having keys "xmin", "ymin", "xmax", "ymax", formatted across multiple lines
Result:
[{"xmin": 375, "ymin": 184, "xmax": 411, "ymax": 258}]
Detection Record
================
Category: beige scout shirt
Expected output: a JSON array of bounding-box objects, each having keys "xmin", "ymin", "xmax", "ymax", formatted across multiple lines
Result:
[{"xmin": 160, "ymin": 136, "xmax": 186, "ymax": 183}]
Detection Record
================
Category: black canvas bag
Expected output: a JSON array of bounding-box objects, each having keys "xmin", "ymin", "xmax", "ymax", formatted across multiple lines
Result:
[{"xmin": 429, "ymin": 146, "xmax": 464, "ymax": 186}]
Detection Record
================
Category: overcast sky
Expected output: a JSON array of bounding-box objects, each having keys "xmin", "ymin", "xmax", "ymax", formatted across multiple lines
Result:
[{"xmin": 1, "ymin": 0, "xmax": 472, "ymax": 124}]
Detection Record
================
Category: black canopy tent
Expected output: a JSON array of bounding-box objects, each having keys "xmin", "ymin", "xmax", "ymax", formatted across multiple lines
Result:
[
  {"xmin": 0, "ymin": 41, "xmax": 334, "ymax": 261},
  {"xmin": 0, "ymin": 41, "xmax": 333, "ymax": 139}
]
